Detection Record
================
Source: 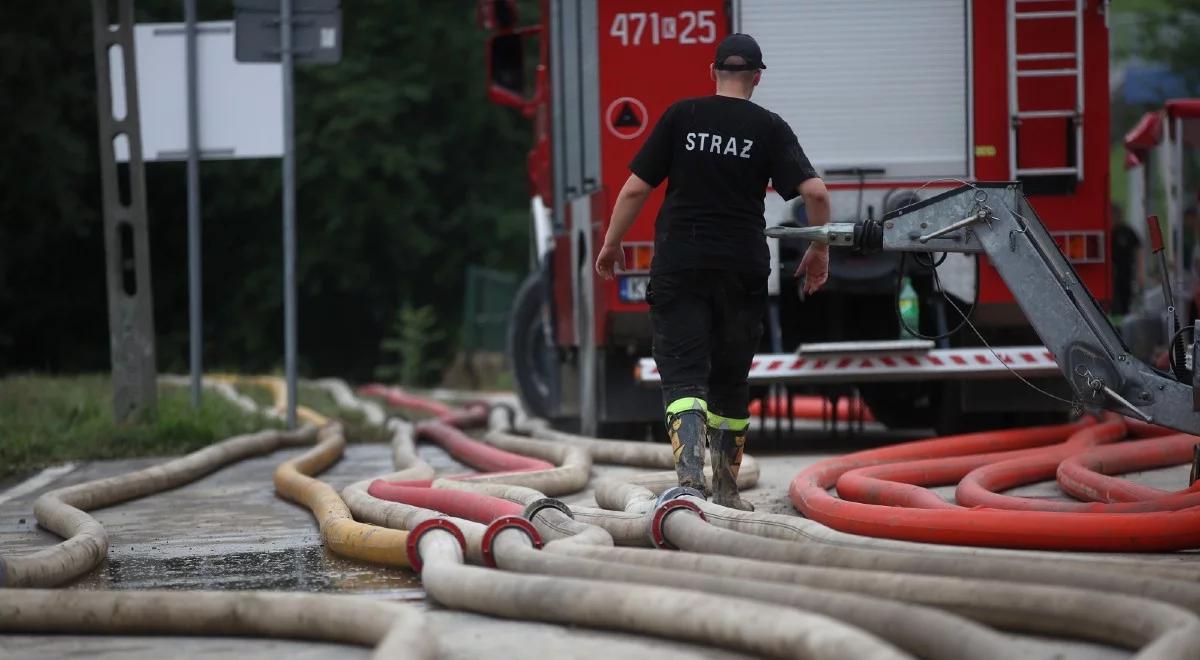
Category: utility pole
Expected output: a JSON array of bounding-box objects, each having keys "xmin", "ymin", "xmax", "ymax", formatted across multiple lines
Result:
[{"xmin": 91, "ymin": 0, "xmax": 158, "ymax": 421}]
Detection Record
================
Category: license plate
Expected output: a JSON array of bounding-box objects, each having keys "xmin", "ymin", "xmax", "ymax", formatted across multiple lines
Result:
[{"xmin": 619, "ymin": 275, "xmax": 649, "ymax": 303}]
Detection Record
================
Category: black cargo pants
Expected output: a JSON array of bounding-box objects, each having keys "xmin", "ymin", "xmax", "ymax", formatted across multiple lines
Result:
[{"xmin": 647, "ymin": 269, "xmax": 767, "ymax": 422}]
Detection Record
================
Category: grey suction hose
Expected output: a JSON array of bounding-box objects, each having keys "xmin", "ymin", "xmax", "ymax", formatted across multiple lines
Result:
[
  {"xmin": 543, "ymin": 416, "xmax": 1200, "ymax": 582},
  {"xmin": 659, "ymin": 499, "xmax": 1200, "ymax": 618},
  {"xmin": 0, "ymin": 588, "xmax": 433, "ymax": 660},
  {"xmin": 1, "ymin": 427, "xmax": 315, "ymax": 587},
  {"xmin": 413, "ymin": 524, "xmax": 912, "ymax": 660},
  {"xmin": 589, "ymin": 474, "xmax": 1200, "ymax": 612},
  {"xmin": 548, "ymin": 532, "xmax": 1200, "ymax": 660},
  {"xmin": 487, "ymin": 525, "xmax": 1015, "ymax": 660},
  {"xmin": 468, "ymin": 430, "xmax": 593, "ymax": 495},
  {"xmin": 431, "ymin": 477, "xmax": 653, "ymax": 546},
  {"xmin": 692, "ymin": 491, "xmax": 1200, "ymax": 582}
]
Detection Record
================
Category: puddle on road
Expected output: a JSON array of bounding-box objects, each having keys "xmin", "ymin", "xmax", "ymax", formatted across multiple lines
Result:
[{"xmin": 71, "ymin": 544, "xmax": 424, "ymax": 600}]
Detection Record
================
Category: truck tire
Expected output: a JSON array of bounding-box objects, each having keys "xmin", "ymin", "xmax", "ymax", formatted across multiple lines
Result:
[{"xmin": 508, "ymin": 271, "xmax": 555, "ymax": 420}]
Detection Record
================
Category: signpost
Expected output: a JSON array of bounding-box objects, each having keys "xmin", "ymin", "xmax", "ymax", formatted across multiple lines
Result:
[
  {"xmin": 96, "ymin": 1, "xmax": 340, "ymax": 427},
  {"xmin": 234, "ymin": 0, "xmax": 342, "ymax": 428},
  {"xmin": 185, "ymin": 0, "xmax": 202, "ymax": 409}
]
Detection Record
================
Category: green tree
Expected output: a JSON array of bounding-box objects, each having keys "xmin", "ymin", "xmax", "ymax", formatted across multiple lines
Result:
[
  {"xmin": 0, "ymin": 2, "xmax": 532, "ymax": 381},
  {"xmin": 375, "ymin": 302, "xmax": 445, "ymax": 386},
  {"xmin": 1134, "ymin": 0, "xmax": 1200, "ymax": 90}
]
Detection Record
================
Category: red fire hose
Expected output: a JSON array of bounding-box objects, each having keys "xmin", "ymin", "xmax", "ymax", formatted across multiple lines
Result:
[
  {"xmin": 360, "ymin": 384, "xmax": 549, "ymax": 474},
  {"xmin": 360, "ymin": 384, "xmax": 457, "ymax": 418},
  {"xmin": 367, "ymin": 482, "xmax": 524, "ymax": 523},
  {"xmin": 416, "ymin": 420, "xmax": 553, "ymax": 474},
  {"xmin": 748, "ymin": 395, "xmax": 875, "ymax": 422},
  {"xmin": 1056, "ymin": 433, "xmax": 1200, "ymax": 503},
  {"xmin": 790, "ymin": 417, "xmax": 1200, "ymax": 551}
]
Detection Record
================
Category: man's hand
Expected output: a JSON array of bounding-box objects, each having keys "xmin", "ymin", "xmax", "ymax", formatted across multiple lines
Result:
[
  {"xmin": 794, "ymin": 244, "xmax": 829, "ymax": 294},
  {"xmin": 595, "ymin": 244, "xmax": 625, "ymax": 280}
]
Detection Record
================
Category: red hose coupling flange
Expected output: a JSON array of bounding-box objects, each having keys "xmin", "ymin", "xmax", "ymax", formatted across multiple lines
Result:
[
  {"xmin": 482, "ymin": 515, "xmax": 543, "ymax": 568},
  {"xmin": 406, "ymin": 517, "xmax": 467, "ymax": 574},
  {"xmin": 651, "ymin": 498, "xmax": 707, "ymax": 550}
]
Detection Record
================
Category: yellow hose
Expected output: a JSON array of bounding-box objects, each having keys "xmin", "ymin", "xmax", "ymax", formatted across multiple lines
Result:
[
  {"xmin": 275, "ymin": 424, "xmax": 412, "ymax": 567},
  {"xmin": 221, "ymin": 375, "xmax": 412, "ymax": 568},
  {"xmin": 210, "ymin": 373, "xmax": 328, "ymax": 426}
]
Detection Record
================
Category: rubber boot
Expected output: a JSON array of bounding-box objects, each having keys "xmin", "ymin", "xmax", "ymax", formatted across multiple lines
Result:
[
  {"xmin": 708, "ymin": 426, "xmax": 754, "ymax": 511},
  {"xmin": 667, "ymin": 409, "xmax": 709, "ymax": 495}
]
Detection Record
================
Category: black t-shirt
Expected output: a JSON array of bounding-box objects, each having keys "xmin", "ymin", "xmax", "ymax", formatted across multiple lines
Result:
[
  {"xmin": 1111, "ymin": 224, "xmax": 1140, "ymax": 290},
  {"xmin": 629, "ymin": 95, "xmax": 817, "ymax": 276}
]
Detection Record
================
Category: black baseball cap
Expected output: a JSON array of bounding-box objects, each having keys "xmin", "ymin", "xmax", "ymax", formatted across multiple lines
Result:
[{"xmin": 714, "ymin": 33, "xmax": 766, "ymax": 71}]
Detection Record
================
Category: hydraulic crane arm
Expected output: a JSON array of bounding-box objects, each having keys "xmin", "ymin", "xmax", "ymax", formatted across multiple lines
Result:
[{"xmin": 768, "ymin": 182, "xmax": 1200, "ymax": 435}]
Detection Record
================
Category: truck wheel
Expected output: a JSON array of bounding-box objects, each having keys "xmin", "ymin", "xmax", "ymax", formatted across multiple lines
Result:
[{"xmin": 508, "ymin": 271, "xmax": 555, "ymax": 420}]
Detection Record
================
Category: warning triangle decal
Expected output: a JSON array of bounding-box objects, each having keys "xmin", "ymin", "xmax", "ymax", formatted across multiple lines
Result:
[{"xmin": 614, "ymin": 102, "xmax": 642, "ymax": 128}]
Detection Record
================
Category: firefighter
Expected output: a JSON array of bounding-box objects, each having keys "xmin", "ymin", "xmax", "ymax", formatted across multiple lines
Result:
[{"xmin": 595, "ymin": 33, "xmax": 830, "ymax": 510}]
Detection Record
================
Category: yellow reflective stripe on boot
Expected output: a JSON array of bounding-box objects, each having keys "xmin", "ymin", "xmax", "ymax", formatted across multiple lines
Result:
[
  {"xmin": 706, "ymin": 412, "xmax": 749, "ymax": 432},
  {"xmin": 665, "ymin": 397, "xmax": 707, "ymax": 423},
  {"xmin": 666, "ymin": 397, "xmax": 708, "ymax": 415}
]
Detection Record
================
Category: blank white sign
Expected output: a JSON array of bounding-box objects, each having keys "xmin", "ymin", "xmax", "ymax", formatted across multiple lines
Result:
[{"xmin": 113, "ymin": 21, "xmax": 283, "ymax": 162}]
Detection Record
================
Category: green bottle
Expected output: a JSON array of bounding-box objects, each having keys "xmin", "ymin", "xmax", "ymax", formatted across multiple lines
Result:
[{"xmin": 899, "ymin": 277, "xmax": 919, "ymax": 338}]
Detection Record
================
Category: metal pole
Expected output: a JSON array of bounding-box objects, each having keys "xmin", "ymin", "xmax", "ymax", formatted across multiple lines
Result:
[
  {"xmin": 281, "ymin": 0, "xmax": 298, "ymax": 429},
  {"xmin": 184, "ymin": 0, "xmax": 202, "ymax": 408}
]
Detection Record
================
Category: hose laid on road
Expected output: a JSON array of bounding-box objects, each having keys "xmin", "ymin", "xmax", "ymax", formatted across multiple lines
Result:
[
  {"xmin": 0, "ymin": 588, "xmax": 433, "ymax": 660},
  {"xmin": 955, "ymin": 430, "xmax": 1200, "ymax": 513},
  {"xmin": 367, "ymin": 482, "xmax": 524, "ymax": 523},
  {"xmin": 273, "ymin": 423, "xmax": 415, "ymax": 568},
  {"xmin": 337, "ymin": 393, "xmax": 508, "ymax": 564},
  {"xmin": 488, "ymin": 526, "xmax": 1013, "ymax": 660},
  {"xmin": 360, "ymin": 384, "xmax": 456, "ymax": 419},
  {"xmin": 692, "ymin": 494, "xmax": 1200, "ymax": 581},
  {"xmin": 529, "ymin": 414, "xmax": 1200, "ymax": 579},
  {"xmin": 469, "ymin": 430, "xmax": 592, "ymax": 495},
  {"xmin": 546, "ymin": 535, "xmax": 1200, "ymax": 660},
  {"xmin": 0, "ymin": 426, "xmax": 314, "ymax": 588},
  {"xmin": 415, "ymin": 421, "xmax": 553, "ymax": 474},
  {"xmin": 529, "ymin": 424, "xmax": 677, "ymax": 468},
  {"xmin": 435, "ymin": 476, "xmax": 653, "ymax": 546},
  {"xmin": 665, "ymin": 498, "xmax": 1200, "ymax": 615},
  {"xmin": 413, "ymin": 523, "xmax": 911, "ymax": 660},
  {"xmin": 426, "ymin": 439, "xmax": 1200, "ymax": 657},
  {"xmin": 589, "ymin": 469, "xmax": 1200, "ymax": 612},
  {"xmin": 834, "ymin": 416, "xmax": 1126, "ymax": 511},
  {"xmin": 1056, "ymin": 432, "xmax": 1200, "ymax": 503},
  {"xmin": 790, "ymin": 417, "xmax": 1200, "ymax": 551}
]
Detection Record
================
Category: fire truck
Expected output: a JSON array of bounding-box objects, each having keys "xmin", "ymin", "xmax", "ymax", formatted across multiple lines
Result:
[{"xmin": 479, "ymin": 0, "xmax": 1112, "ymax": 435}]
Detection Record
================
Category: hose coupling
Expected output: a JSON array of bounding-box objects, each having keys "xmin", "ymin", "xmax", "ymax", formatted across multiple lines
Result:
[
  {"xmin": 406, "ymin": 517, "xmax": 467, "ymax": 574},
  {"xmin": 650, "ymin": 496, "xmax": 707, "ymax": 550},
  {"xmin": 654, "ymin": 486, "xmax": 706, "ymax": 511},
  {"xmin": 482, "ymin": 515, "xmax": 544, "ymax": 568},
  {"xmin": 523, "ymin": 497, "xmax": 574, "ymax": 521}
]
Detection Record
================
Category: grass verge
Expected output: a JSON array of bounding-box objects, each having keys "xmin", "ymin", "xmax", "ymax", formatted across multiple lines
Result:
[{"xmin": 0, "ymin": 374, "xmax": 278, "ymax": 481}]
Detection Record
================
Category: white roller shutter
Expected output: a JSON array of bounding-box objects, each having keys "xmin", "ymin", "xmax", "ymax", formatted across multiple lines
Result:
[{"xmin": 738, "ymin": 0, "xmax": 969, "ymax": 181}]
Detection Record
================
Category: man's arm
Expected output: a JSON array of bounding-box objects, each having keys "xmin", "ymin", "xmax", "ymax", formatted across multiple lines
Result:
[
  {"xmin": 595, "ymin": 174, "xmax": 654, "ymax": 279},
  {"xmin": 794, "ymin": 177, "xmax": 830, "ymax": 294}
]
